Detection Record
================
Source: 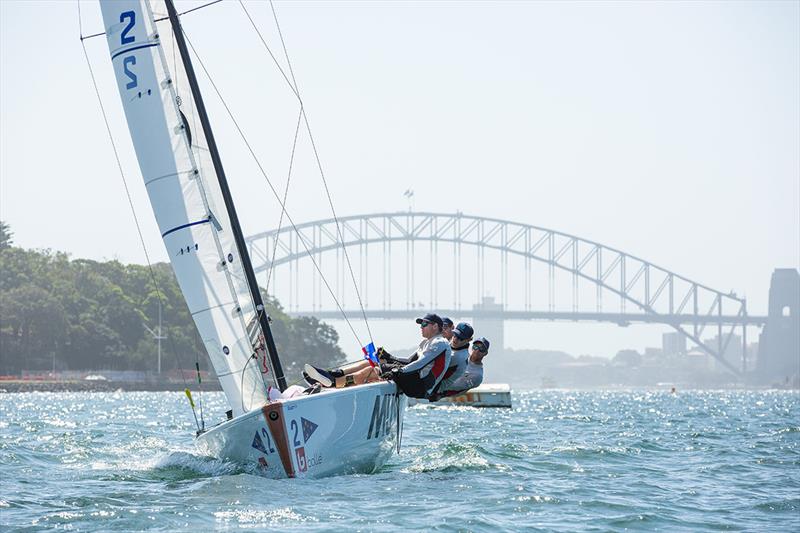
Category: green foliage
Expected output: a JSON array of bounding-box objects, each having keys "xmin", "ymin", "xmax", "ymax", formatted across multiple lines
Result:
[
  {"xmin": 0, "ymin": 221, "xmax": 12, "ymax": 250},
  {"xmin": 0, "ymin": 245, "xmax": 345, "ymax": 380}
]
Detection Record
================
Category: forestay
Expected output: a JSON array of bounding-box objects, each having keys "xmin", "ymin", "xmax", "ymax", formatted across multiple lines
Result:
[{"xmin": 100, "ymin": 0, "xmax": 273, "ymax": 416}]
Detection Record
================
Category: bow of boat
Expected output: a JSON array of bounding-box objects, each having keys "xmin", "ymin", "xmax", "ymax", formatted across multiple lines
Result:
[{"xmin": 195, "ymin": 381, "xmax": 406, "ymax": 479}]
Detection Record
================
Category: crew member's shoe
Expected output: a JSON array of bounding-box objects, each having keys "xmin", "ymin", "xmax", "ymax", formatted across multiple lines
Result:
[
  {"xmin": 302, "ymin": 371, "xmax": 319, "ymax": 387},
  {"xmin": 303, "ymin": 364, "xmax": 335, "ymax": 387}
]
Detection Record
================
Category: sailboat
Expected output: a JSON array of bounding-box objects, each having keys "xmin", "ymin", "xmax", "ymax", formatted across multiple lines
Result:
[{"xmin": 98, "ymin": 0, "xmax": 405, "ymax": 478}]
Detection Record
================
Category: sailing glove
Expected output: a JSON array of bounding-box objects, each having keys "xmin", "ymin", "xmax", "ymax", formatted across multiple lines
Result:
[{"xmin": 377, "ymin": 346, "xmax": 393, "ymax": 361}]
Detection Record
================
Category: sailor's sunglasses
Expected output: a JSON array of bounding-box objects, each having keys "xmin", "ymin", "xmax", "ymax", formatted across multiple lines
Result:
[
  {"xmin": 473, "ymin": 343, "xmax": 488, "ymax": 353},
  {"xmin": 419, "ymin": 320, "xmax": 431, "ymax": 327}
]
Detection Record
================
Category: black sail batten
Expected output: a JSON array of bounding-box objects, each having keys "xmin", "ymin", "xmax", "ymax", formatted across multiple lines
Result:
[{"xmin": 164, "ymin": 0, "xmax": 287, "ymax": 392}]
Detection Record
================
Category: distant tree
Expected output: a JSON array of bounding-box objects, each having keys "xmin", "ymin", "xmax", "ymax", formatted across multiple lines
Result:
[
  {"xmin": 0, "ymin": 284, "xmax": 67, "ymax": 372},
  {"xmin": 0, "ymin": 244, "xmax": 346, "ymax": 377},
  {"xmin": 0, "ymin": 221, "xmax": 12, "ymax": 249},
  {"xmin": 613, "ymin": 349, "xmax": 643, "ymax": 367}
]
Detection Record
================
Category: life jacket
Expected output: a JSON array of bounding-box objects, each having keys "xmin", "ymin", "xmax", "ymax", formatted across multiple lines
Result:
[{"xmin": 394, "ymin": 349, "xmax": 448, "ymax": 399}]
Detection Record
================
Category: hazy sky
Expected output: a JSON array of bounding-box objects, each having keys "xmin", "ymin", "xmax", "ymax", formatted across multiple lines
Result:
[{"xmin": 1, "ymin": 1, "xmax": 798, "ymax": 357}]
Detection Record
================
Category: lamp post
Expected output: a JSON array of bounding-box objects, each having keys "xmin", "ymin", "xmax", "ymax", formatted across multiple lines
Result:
[{"xmin": 143, "ymin": 300, "xmax": 167, "ymax": 375}]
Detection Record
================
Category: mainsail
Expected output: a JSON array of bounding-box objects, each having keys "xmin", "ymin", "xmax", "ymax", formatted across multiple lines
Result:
[{"xmin": 100, "ymin": 0, "xmax": 279, "ymax": 416}]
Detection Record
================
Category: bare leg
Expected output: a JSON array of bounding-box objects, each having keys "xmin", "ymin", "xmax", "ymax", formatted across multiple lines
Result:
[
  {"xmin": 338, "ymin": 360, "xmax": 371, "ymax": 374},
  {"xmin": 334, "ymin": 366, "xmax": 381, "ymax": 388}
]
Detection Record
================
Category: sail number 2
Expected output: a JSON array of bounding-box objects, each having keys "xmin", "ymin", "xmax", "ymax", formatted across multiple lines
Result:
[{"xmin": 119, "ymin": 11, "xmax": 138, "ymax": 90}]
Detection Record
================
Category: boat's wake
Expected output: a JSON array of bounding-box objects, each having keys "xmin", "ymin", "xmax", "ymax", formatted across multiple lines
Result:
[
  {"xmin": 403, "ymin": 441, "xmax": 495, "ymax": 474},
  {"xmin": 147, "ymin": 451, "xmax": 243, "ymax": 480}
]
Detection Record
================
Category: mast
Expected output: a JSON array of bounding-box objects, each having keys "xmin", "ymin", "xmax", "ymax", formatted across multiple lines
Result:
[{"xmin": 164, "ymin": 0, "xmax": 287, "ymax": 391}]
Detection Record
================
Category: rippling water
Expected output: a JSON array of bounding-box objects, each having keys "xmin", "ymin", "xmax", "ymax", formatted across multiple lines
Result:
[{"xmin": 1, "ymin": 390, "xmax": 798, "ymax": 531}]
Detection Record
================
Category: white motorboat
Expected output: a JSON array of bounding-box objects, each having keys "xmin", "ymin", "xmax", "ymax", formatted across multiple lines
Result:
[
  {"xmin": 97, "ymin": 0, "xmax": 404, "ymax": 478},
  {"xmin": 410, "ymin": 384, "xmax": 512, "ymax": 408}
]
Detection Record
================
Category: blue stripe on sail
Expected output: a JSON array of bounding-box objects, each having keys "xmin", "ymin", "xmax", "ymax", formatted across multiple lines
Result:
[
  {"xmin": 161, "ymin": 219, "xmax": 210, "ymax": 238},
  {"xmin": 111, "ymin": 42, "xmax": 160, "ymax": 60}
]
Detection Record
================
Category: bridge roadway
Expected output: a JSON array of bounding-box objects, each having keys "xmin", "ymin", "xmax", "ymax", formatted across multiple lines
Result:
[{"xmin": 288, "ymin": 309, "xmax": 767, "ymax": 327}]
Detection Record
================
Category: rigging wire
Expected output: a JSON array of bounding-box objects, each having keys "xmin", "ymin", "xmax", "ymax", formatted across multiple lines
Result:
[
  {"xmin": 271, "ymin": 0, "xmax": 375, "ymax": 346},
  {"xmin": 78, "ymin": 1, "xmax": 198, "ymax": 431},
  {"xmin": 237, "ymin": 1, "xmax": 299, "ymax": 98},
  {"xmin": 194, "ymin": 362, "xmax": 205, "ymax": 431},
  {"xmin": 182, "ymin": 32, "xmax": 366, "ymax": 350},
  {"xmin": 264, "ymin": 108, "xmax": 303, "ymax": 298},
  {"xmin": 155, "ymin": 0, "xmax": 223, "ymax": 21},
  {"xmin": 239, "ymin": 0, "xmax": 375, "ymax": 347},
  {"xmin": 238, "ymin": 2, "xmax": 305, "ymax": 301},
  {"xmin": 268, "ymin": 0, "xmax": 299, "ymax": 91},
  {"xmin": 79, "ymin": 0, "xmax": 225, "ymax": 40},
  {"xmin": 240, "ymin": 354, "xmax": 256, "ymax": 414}
]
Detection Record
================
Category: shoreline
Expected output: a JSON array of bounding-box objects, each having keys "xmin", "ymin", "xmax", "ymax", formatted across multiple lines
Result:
[{"xmin": 0, "ymin": 380, "xmax": 222, "ymax": 393}]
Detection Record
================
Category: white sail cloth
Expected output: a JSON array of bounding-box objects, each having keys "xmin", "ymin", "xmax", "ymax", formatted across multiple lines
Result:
[{"xmin": 100, "ymin": 0, "xmax": 272, "ymax": 416}]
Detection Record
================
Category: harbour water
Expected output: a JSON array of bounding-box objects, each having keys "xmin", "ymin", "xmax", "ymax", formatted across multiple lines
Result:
[{"xmin": 1, "ymin": 390, "xmax": 798, "ymax": 531}]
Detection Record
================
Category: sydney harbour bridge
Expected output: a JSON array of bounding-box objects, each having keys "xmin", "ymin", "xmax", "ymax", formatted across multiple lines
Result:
[{"xmin": 244, "ymin": 212, "xmax": 777, "ymax": 378}]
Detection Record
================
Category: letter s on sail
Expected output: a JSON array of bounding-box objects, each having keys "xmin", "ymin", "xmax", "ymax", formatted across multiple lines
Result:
[{"xmin": 123, "ymin": 56, "xmax": 138, "ymax": 89}]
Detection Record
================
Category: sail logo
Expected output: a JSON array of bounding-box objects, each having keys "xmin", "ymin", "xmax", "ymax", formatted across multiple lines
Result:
[{"xmin": 367, "ymin": 393, "xmax": 398, "ymax": 440}]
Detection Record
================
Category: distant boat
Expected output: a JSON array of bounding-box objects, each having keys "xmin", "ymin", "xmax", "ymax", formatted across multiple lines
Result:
[
  {"xmin": 98, "ymin": 0, "xmax": 404, "ymax": 478},
  {"xmin": 410, "ymin": 384, "xmax": 513, "ymax": 408}
]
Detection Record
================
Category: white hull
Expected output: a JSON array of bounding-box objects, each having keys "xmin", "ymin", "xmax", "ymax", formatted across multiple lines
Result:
[
  {"xmin": 196, "ymin": 381, "xmax": 406, "ymax": 478},
  {"xmin": 411, "ymin": 384, "xmax": 513, "ymax": 408}
]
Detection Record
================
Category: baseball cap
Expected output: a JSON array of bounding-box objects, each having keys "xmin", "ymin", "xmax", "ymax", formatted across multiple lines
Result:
[
  {"xmin": 415, "ymin": 313, "xmax": 443, "ymax": 329},
  {"xmin": 441, "ymin": 317, "xmax": 454, "ymax": 328},
  {"xmin": 472, "ymin": 337, "xmax": 490, "ymax": 352},
  {"xmin": 452, "ymin": 322, "xmax": 474, "ymax": 340}
]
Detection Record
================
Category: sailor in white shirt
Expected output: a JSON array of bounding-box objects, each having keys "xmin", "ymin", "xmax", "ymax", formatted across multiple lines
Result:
[
  {"xmin": 434, "ymin": 336, "xmax": 490, "ymax": 399},
  {"xmin": 304, "ymin": 313, "xmax": 451, "ymax": 400},
  {"xmin": 387, "ymin": 313, "xmax": 452, "ymax": 399}
]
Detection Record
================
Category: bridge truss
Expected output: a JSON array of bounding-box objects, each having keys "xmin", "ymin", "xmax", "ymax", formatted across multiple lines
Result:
[{"xmin": 246, "ymin": 212, "xmax": 758, "ymax": 376}]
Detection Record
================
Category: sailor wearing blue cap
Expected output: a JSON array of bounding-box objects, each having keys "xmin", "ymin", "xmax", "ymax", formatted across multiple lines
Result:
[
  {"xmin": 441, "ymin": 317, "xmax": 455, "ymax": 341},
  {"xmin": 430, "ymin": 322, "xmax": 473, "ymax": 399}
]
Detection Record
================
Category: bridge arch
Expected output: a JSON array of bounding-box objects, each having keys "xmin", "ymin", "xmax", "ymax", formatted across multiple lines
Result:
[{"xmin": 246, "ymin": 212, "xmax": 751, "ymax": 376}]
